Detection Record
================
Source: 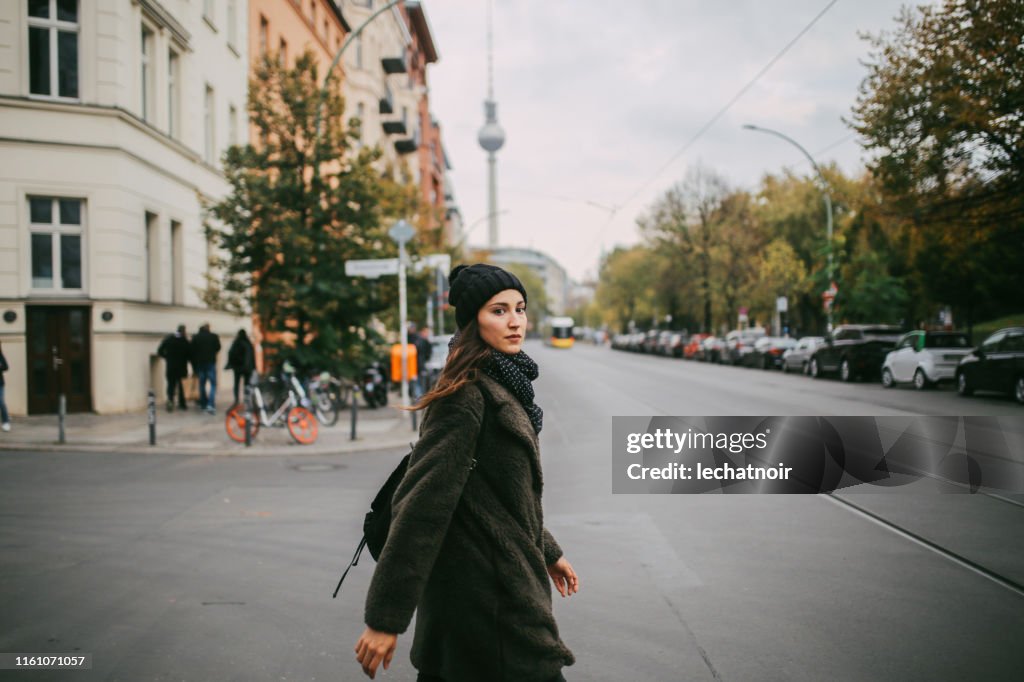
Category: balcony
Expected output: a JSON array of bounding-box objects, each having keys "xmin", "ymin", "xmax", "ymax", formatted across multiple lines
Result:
[
  {"xmin": 378, "ymin": 84, "xmax": 394, "ymax": 115},
  {"xmin": 381, "ymin": 55, "xmax": 407, "ymax": 74},
  {"xmin": 382, "ymin": 119, "xmax": 407, "ymax": 135},
  {"xmin": 395, "ymin": 130, "xmax": 420, "ymax": 155}
]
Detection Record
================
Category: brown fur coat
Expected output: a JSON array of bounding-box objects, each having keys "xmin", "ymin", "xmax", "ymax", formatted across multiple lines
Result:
[{"xmin": 364, "ymin": 374, "xmax": 574, "ymax": 681}]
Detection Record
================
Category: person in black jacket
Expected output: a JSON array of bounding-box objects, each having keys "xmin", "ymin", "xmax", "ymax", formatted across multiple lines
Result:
[
  {"xmin": 406, "ymin": 323, "xmax": 433, "ymax": 400},
  {"xmin": 0, "ymin": 340, "xmax": 10, "ymax": 431},
  {"xmin": 190, "ymin": 323, "xmax": 222, "ymax": 414},
  {"xmin": 356, "ymin": 264, "xmax": 578, "ymax": 682},
  {"xmin": 226, "ymin": 329, "xmax": 255, "ymax": 405},
  {"xmin": 157, "ymin": 325, "xmax": 190, "ymax": 412}
]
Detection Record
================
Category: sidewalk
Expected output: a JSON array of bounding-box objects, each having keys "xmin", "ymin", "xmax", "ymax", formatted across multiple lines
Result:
[{"xmin": 0, "ymin": 401, "xmax": 420, "ymax": 456}]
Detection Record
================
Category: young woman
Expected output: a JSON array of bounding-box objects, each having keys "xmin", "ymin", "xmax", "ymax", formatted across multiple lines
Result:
[{"xmin": 355, "ymin": 263, "xmax": 579, "ymax": 681}]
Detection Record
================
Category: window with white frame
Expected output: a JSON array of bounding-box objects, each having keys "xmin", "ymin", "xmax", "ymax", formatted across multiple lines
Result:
[
  {"xmin": 228, "ymin": 103, "xmax": 238, "ymax": 147},
  {"xmin": 355, "ymin": 102, "xmax": 364, "ymax": 147},
  {"xmin": 168, "ymin": 48, "xmax": 180, "ymax": 138},
  {"xmin": 141, "ymin": 24, "xmax": 155, "ymax": 121},
  {"xmin": 204, "ymin": 85, "xmax": 215, "ymax": 163},
  {"xmin": 227, "ymin": 0, "xmax": 237, "ymax": 48},
  {"xmin": 27, "ymin": 0, "xmax": 80, "ymax": 99},
  {"xmin": 29, "ymin": 196, "xmax": 84, "ymax": 291}
]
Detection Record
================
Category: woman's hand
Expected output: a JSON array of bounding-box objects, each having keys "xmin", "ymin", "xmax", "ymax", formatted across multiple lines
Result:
[
  {"xmin": 354, "ymin": 627, "xmax": 398, "ymax": 679},
  {"xmin": 546, "ymin": 556, "xmax": 580, "ymax": 598}
]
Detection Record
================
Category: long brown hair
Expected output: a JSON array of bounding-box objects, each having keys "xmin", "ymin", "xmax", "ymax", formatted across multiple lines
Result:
[{"xmin": 399, "ymin": 319, "xmax": 492, "ymax": 412}]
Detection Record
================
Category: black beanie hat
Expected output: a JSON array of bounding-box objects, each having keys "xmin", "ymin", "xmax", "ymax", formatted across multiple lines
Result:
[{"xmin": 448, "ymin": 263, "xmax": 528, "ymax": 329}]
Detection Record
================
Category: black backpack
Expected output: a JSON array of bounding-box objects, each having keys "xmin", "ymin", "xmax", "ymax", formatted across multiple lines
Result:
[
  {"xmin": 332, "ymin": 384, "xmax": 488, "ymax": 598},
  {"xmin": 332, "ymin": 450, "xmax": 411, "ymax": 598}
]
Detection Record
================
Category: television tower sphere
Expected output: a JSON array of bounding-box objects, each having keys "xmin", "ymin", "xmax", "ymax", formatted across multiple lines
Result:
[{"xmin": 478, "ymin": 121, "xmax": 505, "ymax": 153}]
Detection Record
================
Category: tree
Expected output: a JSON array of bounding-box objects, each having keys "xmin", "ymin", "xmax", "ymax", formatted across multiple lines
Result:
[
  {"xmin": 638, "ymin": 164, "xmax": 731, "ymax": 333},
  {"xmin": 206, "ymin": 50, "xmax": 418, "ymax": 375},
  {"xmin": 851, "ymin": 0, "xmax": 1024, "ymax": 330},
  {"xmin": 594, "ymin": 246, "xmax": 658, "ymax": 332}
]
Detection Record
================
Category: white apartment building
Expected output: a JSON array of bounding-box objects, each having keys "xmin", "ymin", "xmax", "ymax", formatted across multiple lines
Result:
[
  {"xmin": 337, "ymin": 0, "xmax": 418, "ymax": 181},
  {"xmin": 0, "ymin": 0, "xmax": 250, "ymax": 415}
]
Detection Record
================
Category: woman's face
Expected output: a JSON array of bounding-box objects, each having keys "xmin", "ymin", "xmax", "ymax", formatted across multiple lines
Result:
[{"xmin": 476, "ymin": 289, "xmax": 526, "ymax": 354}]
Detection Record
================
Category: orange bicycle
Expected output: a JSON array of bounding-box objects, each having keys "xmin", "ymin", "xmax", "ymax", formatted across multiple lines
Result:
[{"xmin": 226, "ymin": 374, "xmax": 318, "ymax": 445}]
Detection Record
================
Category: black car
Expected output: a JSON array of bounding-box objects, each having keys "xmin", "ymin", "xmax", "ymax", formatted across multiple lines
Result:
[
  {"xmin": 955, "ymin": 327, "xmax": 1024, "ymax": 404},
  {"xmin": 809, "ymin": 325, "xmax": 903, "ymax": 382},
  {"xmin": 746, "ymin": 337, "xmax": 798, "ymax": 370}
]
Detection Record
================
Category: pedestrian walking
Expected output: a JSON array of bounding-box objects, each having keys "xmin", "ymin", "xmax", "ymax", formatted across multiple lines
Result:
[
  {"xmin": 190, "ymin": 323, "xmax": 222, "ymax": 414},
  {"xmin": 415, "ymin": 325, "xmax": 433, "ymax": 393},
  {"xmin": 226, "ymin": 329, "xmax": 256, "ymax": 406},
  {"xmin": 356, "ymin": 263, "xmax": 578, "ymax": 682},
  {"xmin": 0, "ymin": 340, "xmax": 11, "ymax": 431},
  {"xmin": 406, "ymin": 323, "xmax": 432, "ymax": 400},
  {"xmin": 157, "ymin": 325, "xmax": 190, "ymax": 412}
]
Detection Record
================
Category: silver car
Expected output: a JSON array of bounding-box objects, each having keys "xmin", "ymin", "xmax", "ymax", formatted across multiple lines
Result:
[
  {"xmin": 881, "ymin": 330, "xmax": 972, "ymax": 389},
  {"xmin": 781, "ymin": 336, "xmax": 824, "ymax": 374}
]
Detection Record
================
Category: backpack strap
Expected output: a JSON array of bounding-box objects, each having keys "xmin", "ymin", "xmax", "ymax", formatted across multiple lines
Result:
[{"xmin": 332, "ymin": 536, "xmax": 367, "ymax": 598}]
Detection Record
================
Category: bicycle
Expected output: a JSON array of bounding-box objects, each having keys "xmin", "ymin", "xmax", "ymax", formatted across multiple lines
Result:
[
  {"xmin": 307, "ymin": 371, "xmax": 351, "ymax": 426},
  {"xmin": 225, "ymin": 372, "xmax": 318, "ymax": 445}
]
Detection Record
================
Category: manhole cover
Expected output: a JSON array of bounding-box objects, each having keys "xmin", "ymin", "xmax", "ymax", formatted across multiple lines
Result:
[{"xmin": 291, "ymin": 463, "xmax": 346, "ymax": 472}]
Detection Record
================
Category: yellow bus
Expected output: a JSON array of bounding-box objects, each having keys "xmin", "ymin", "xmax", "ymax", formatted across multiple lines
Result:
[{"xmin": 542, "ymin": 316, "xmax": 575, "ymax": 348}]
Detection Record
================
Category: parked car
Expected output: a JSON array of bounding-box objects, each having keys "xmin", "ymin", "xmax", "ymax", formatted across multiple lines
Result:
[
  {"xmin": 881, "ymin": 330, "xmax": 972, "ymax": 390},
  {"xmin": 642, "ymin": 330, "xmax": 661, "ymax": 354},
  {"xmin": 809, "ymin": 325, "xmax": 903, "ymax": 382},
  {"xmin": 781, "ymin": 336, "xmax": 824, "ymax": 374},
  {"xmin": 698, "ymin": 336, "xmax": 726, "ymax": 363},
  {"xmin": 655, "ymin": 330, "xmax": 675, "ymax": 356},
  {"xmin": 746, "ymin": 337, "xmax": 798, "ymax": 369},
  {"xmin": 668, "ymin": 333, "xmax": 686, "ymax": 358},
  {"xmin": 683, "ymin": 333, "xmax": 711, "ymax": 360},
  {"xmin": 955, "ymin": 327, "xmax": 1024, "ymax": 404},
  {"xmin": 724, "ymin": 327, "xmax": 766, "ymax": 365}
]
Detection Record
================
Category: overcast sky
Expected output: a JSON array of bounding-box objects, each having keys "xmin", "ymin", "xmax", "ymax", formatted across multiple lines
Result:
[{"xmin": 423, "ymin": 0, "xmax": 909, "ymax": 282}]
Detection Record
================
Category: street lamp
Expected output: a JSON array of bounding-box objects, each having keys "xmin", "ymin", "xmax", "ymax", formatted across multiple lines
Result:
[
  {"xmin": 453, "ymin": 210, "xmax": 510, "ymax": 251},
  {"xmin": 742, "ymin": 123, "xmax": 835, "ymax": 332}
]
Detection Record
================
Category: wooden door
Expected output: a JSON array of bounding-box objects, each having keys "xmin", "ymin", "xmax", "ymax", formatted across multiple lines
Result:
[{"xmin": 26, "ymin": 306, "xmax": 92, "ymax": 414}]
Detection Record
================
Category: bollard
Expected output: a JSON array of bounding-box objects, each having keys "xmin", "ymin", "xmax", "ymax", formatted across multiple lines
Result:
[
  {"xmin": 243, "ymin": 382, "xmax": 253, "ymax": 447},
  {"xmin": 350, "ymin": 385, "xmax": 359, "ymax": 441},
  {"xmin": 147, "ymin": 390, "xmax": 157, "ymax": 445},
  {"xmin": 58, "ymin": 394, "xmax": 66, "ymax": 444},
  {"xmin": 411, "ymin": 408, "xmax": 418, "ymax": 431}
]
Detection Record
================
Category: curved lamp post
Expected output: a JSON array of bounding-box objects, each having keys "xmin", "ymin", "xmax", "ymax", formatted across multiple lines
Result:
[{"xmin": 742, "ymin": 123, "xmax": 835, "ymax": 332}]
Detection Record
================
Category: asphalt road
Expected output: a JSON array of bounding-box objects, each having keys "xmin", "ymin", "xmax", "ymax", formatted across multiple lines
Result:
[{"xmin": 0, "ymin": 341, "xmax": 1021, "ymax": 681}]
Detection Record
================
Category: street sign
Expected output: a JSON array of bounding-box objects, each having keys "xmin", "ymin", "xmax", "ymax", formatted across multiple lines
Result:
[
  {"xmin": 412, "ymin": 253, "xmax": 451, "ymax": 273},
  {"xmin": 388, "ymin": 219, "xmax": 415, "ymax": 244},
  {"xmin": 345, "ymin": 258, "xmax": 399, "ymax": 278},
  {"xmin": 776, "ymin": 296, "xmax": 788, "ymax": 313}
]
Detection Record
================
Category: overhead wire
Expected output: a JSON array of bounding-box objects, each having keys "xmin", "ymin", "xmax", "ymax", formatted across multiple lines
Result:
[{"xmin": 616, "ymin": 0, "xmax": 843, "ymax": 212}]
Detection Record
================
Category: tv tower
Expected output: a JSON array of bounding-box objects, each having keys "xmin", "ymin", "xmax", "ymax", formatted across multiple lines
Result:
[{"xmin": 477, "ymin": 0, "xmax": 505, "ymax": 248}]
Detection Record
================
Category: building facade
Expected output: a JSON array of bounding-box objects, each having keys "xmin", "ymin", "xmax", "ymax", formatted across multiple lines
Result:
[
  {"xmin": 249, "ymin": 0, "xmax": 350, "ymax": 78},
  {"xmin": 338, "ymin": 0, "xmax": 454, "ymax": 245},
  {"xmin": 476, "ymin": 246, "xmax": 572, "ymax": 316},
  {"xmin": 0, "ymin": 0, "xmax": 251, "ymax": 415}
]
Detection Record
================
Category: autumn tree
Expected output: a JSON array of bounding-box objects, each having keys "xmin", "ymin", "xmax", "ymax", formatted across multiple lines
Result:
[
  {"xmin": 850, "ymin": 0, "xmax": 1024, "ymax": 330},
  {"xmin": 638, "ymin": 165, "xmax": 732, "ymax": 333}
]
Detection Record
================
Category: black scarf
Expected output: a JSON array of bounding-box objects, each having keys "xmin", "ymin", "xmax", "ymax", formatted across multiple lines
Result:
[{"xmin": 449, "ymin": 332, "xmax": 544, "ymax": 434}]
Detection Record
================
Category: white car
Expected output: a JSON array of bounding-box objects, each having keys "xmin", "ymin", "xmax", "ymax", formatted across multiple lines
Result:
[
  {"xmin": 881, "ymin": 330, "xmax": 972, "ymax": 389},
  {"xmin": 781, "ymin": 336, "xmax": 824, "ymax": 374}
]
